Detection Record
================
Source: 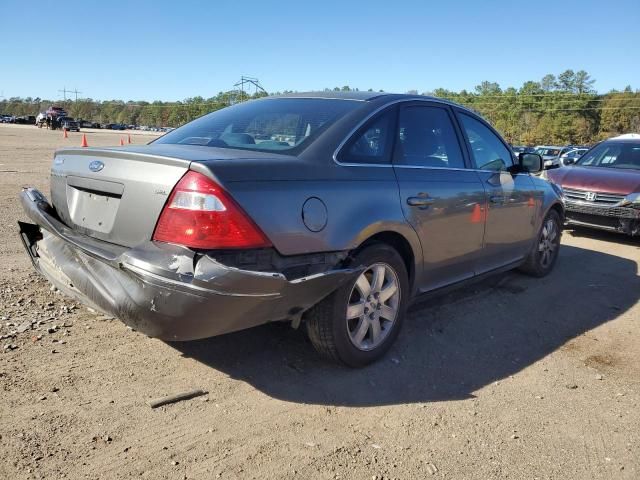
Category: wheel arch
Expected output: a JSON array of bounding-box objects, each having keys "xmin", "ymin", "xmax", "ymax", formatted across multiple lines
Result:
[
  {"xmin": 548, "ymin": 201, "xmax": 565, "ymax": 223},
  {"xmin": 348, "ymin": 229, "xmax": 420, "ymax": 293}
]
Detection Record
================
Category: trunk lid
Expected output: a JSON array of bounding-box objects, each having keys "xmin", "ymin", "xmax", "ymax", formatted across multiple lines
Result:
[
  {"xmin": 50, "ymin": 147, "xmax": 194, "ymax": 247},
  {"xmin": 49, "ymin": 144, "xmax": 303, "ymax": 248}
]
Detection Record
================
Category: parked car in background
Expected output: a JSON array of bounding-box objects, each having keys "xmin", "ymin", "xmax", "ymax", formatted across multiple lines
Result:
[
  {"xmin": 546, "ymin": 134, "xmax": 640, "ymax": 236},
  {"xmin": 36, "ymin": 113, "xmax": 47, "ymax": 127},
  {"xmin": 512, "ymin": 146, "xmax": 536, "ymax": 156},
  {"xmin": 18, "ymin": 92, "xmax": 563, "ymax": 367},
  {"xmin": 1, "ymin": 114, "xmax": 15, "ymax": 123},
  {"xmin": 46, "ymin": 106, "xmax": 67, "ymax": 119},
  {"xmin": 559, "ymin": 148, "xmax": 588, "ymax": 166},
  {"xmin": 14, "ymin": 115, "xmax": 36, "ymax": 125},
  {"xmin": 60, "ymin": 117, "xmax": 80, "ymax": 132},
  {"xmin": 535, "ymin": 145, "xmax": 564, "ymax": 168},
  {"xmin": 78, "ymin": 119, "xmax": 95, "ymax": 128}
]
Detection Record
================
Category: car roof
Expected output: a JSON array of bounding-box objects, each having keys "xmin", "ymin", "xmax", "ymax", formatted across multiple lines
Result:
[
  {"xmin": 268, "ymin": 91, "xmax": 387, "ymax": 101},
  {"xmin": 265, "ymin": 91, "xmax": 465, "ymax": 107},
  {"xmin": 609, "ymin": 133, "xmax": 640, "ymax": 142}
]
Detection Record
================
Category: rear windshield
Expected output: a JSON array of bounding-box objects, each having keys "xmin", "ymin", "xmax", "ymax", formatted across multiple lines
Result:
[
  {"xmin": 155, "ymin": 98, "xmax": 361, "ymax": 154},
  {"xmin": 577, "ymin": 142, "xmax": 640, "ymax": 169}
]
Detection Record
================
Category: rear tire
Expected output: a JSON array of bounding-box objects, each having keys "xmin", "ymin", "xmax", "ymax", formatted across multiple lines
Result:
[
  {"xmin": 519, "ymin": 209, "xmax": 562, "ymax": 277},
  {"xmin": 305, "ymin": 243, "xmax": 409, "ymax": 367}
]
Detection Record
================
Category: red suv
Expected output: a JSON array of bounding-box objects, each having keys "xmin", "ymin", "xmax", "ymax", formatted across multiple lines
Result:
[{"xmin": 546, "ymin": 134, "xmax": 640, "ymax": 236}]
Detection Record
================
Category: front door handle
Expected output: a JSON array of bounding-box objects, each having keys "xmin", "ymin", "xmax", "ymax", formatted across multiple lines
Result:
[
  {"xmin": 407, "ymin": 196, "xmax": 435, "ymax": 208},
  {"xmin": 489, "ymin": 195, "xmax": 504, "ymax": 204}
]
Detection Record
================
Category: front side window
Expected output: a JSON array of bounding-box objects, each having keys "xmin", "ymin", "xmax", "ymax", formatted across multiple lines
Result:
[
  {"xmin": 577, "ymin": 143, "xmax": 640, "ymax": 169},
  {"xmin": 459, "ymin": 113, "xmax": 513, "ymax": 171},
  {"xmin": 155, "ymin": 98, "xmax": 360, "ymax": 155},
  {"xmin": 337, "ymin": 110, "xmax": 394, "ymax": 164},
  {"xmin": 395, "ymin": 106, "xmax": 465, "ymax": 168}
]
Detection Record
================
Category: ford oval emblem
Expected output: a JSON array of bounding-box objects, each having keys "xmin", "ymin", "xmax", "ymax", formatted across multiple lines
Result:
[{"xmin": 89, "ymin": 160, "xmax": 104, "ymax": 172}]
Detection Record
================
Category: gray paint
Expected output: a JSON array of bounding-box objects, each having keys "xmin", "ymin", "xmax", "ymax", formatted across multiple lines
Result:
[
  {"xmin": 21, "ymin": 93, "xmax": 564, "ymax": 341},
  {"xmin": 20, "ymin": 191, "xmax": 359, "ymax": 340}
]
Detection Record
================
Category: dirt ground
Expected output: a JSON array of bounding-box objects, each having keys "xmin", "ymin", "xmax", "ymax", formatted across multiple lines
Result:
[{"xmin": 0, "ymin": 123, "xmax": 639, "ymax": 480}]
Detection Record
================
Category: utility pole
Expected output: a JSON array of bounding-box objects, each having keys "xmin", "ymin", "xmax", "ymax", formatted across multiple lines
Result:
[
  {"xmin": 58, "ymin": 87, "xmax": 82, "ymax": 103},
  {"xmin": 58, "ymin": 87, "xmax": 69, "ymax": 102},
  {"xmin": 233, "ymin": 76, "xmax": 266, "ymax": 104}
]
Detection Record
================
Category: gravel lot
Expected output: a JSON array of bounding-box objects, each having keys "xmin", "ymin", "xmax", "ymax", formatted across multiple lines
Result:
[{"xmin": 1, "ymin": 123, "xmax": 639, "ymax": 480}]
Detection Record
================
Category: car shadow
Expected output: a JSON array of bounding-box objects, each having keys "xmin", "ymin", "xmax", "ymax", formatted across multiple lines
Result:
[{"xmin": 169, "ymin": 244, "xmax": 639, "ymax": 406}]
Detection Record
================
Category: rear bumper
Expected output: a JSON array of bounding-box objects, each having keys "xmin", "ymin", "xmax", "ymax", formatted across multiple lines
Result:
[
  {"xmin": 564, "ymin": 201, "xmax": 640, "ymax": 236},
  {"xmin": 19, "ymin": 188, "xmax": 358, "ymax": 341}
]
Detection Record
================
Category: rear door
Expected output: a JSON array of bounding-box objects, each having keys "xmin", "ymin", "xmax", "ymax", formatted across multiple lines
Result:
[
  {"xmin": 393, "ymin": 102, "xmax": 486, "ymax": 292},
  {"xmin": 455, "ymin": 111, "xmax": 539, "ymax": 272}
]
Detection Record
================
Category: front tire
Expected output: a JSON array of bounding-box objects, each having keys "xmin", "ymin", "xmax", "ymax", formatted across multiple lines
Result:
[
  {"xmin": 305, "ymin": 243, "xmax": 409, "ymax": 367},
  {"xmin": 519, "ymin": 209, "xmax": 562, "ymax": 277}
]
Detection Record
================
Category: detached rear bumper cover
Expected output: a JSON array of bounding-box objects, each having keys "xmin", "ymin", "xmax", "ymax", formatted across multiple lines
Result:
[{"xmin": 19, "ymin": 188, "xmax": 358, "ymax": 341}]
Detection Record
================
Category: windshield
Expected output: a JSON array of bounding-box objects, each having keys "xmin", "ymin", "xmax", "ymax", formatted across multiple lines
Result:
[
  {"xmin": 536, "ymin": 148, "xmax": 560, "ymax": 156},
  {"xmin": 577, "ymin": 142, "xmax": 640, "ymax": 170},
  {"xmin": 155, "ymin": 98, "xmax": 361, "ymax": 154}
]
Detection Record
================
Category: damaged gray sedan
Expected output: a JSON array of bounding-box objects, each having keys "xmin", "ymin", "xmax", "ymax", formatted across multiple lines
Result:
[{"xmin": 19, "ymin": 92, "xmax": 564, "ymax": 367}]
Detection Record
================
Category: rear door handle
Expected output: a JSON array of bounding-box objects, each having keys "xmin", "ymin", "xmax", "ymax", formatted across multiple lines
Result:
[{"xmin": 407, "ymin": 196, "xmax": 435, "ymax": 208}]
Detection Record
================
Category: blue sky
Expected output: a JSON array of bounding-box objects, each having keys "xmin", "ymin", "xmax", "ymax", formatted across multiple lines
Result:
[{"xmin": 1, "ymin": 0, "xmax": 638, "ymax": 101}]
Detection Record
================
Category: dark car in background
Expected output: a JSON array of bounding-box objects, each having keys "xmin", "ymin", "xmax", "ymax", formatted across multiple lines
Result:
[
  {"xmin": 78, "ymin": 119, "xmax": 100, "ymax": 129},
  {"xmin": 546, "ymin": 134, "xmax": 640, "ymax": 236},
  {"xmin": 59, "ymin": 117, "xmax": 81, "ymax": 132},
  {"xmin": 512, "ymin": 145, "xmax": 536, "ymax": 156},
  {"xmin": 14, "ymin": 115, "xmax": 36, "ymax": 125},
  {"xmin": 19, "ymin": 92, "xmax": 563, "ymax": 366}
]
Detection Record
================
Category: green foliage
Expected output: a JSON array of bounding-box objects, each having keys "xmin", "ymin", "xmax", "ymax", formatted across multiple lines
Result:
[
  {"xmin": 425, "ymin": 70, "xmax": 638, "ymax": 144},
  {"xmin": 1, "ymin": 71, "xmax": 638, "ymax": 145}
]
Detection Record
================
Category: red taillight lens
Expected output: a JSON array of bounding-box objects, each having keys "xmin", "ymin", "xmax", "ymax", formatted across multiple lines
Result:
[{"xmin": 153, "ymin": 171, "xmax": 271, "ymax": 249}]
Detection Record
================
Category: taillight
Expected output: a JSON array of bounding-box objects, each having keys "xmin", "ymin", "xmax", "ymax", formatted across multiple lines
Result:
[{"xmin": 153, "ymin": 171, "xmax": 271, "ymax": 249}]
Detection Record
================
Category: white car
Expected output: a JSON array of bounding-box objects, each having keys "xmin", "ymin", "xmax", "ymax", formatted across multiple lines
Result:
[
  {"xmin": 559, "ymin": 148, "xmax": 588, "ymax": 166},
  {"xmin": 535, "ymin": 146, "xmax": 562, "ymax": 168}
]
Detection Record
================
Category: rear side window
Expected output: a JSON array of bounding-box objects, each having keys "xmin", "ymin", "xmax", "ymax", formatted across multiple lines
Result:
[
  {"xmin": 395, "ymin": 106, "xmax": 465, "ymax": 168},
  {"xmin": 459, "ymin": 113, "xmax": 514, "ymax": 171},
  {"xmin": 337, "ymin": 110, "xmax": 395, "ymax": 164}
]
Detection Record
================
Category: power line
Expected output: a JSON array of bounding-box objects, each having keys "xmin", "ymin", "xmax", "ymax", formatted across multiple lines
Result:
[
  {"xmin": 58, "ymin": 87, "xmax": 83, "ymax": 102},
  {"xmin": 429, "ymin": 91, "xmax": 638, "ymax": 99},
  {"xmin": 232, "ymin": 76, "xmax": 266, "ymax": 104}
]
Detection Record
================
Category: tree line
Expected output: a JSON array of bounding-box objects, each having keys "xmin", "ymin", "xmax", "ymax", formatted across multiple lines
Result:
[{"xmin": 1, "ymin": 70, "xmax": 638, "ymax": 145}]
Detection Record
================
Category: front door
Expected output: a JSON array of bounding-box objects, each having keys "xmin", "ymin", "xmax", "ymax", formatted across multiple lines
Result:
[
  {"xmin": 456, "ymin": 112, "xmax": 539, "ymax": 272},
  {"xmin": 393, "ymin": 103, "xmax": 486, "ymax": 292}
]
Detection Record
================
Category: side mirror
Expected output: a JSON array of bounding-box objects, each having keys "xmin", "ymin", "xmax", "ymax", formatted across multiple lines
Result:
[{"xmin": 518, "ymin": 153, "xmax": 542, "ymax": 174}]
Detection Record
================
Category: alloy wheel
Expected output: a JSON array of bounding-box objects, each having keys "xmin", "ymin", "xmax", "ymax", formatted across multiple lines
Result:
[
  {"xmin": 346, "ymin": 263, "xmax": 401, "ymax": 351},
  {"xmin": 538, "ymin": 218, "xmax": 558, "ymax": 268}
]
